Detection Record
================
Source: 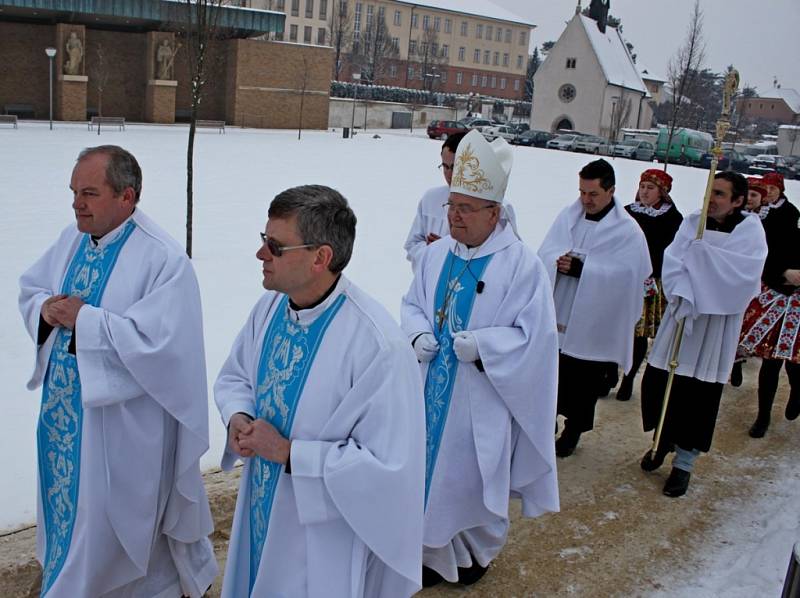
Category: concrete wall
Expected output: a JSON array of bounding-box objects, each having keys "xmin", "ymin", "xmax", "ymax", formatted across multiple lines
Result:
[{"xmin": 329, "ymin": 97, "xmax": 465, "ymax": 130}]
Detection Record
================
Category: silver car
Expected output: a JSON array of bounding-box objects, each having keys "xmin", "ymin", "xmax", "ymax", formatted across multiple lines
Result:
[
  {"xmin": 612, "ymin": 139, "xmax": 655, "ymax": 161},
  {"xmin": 546, "ymin": 134, "xmax": 580, "ymax": 151},
  {"xmin": 574, "ymin": 136, "xmax": 609, "ymax": 155}
]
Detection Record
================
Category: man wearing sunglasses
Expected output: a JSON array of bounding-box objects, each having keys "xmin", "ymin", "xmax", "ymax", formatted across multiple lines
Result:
[
  {"xmin": 215, "ymin": 185, "xmax": 425, "ymax": 597},
  {"xmin": 402, "ymin": 130, "xmax": 559, "ymax": 587},
  {"xmin": 404, "ymin": 131, "xmax": 517, "ymax": 272}
]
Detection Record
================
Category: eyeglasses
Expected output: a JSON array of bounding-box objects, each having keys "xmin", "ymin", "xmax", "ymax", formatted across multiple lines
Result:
[
  {"xmin": 259, "ymin": 232, "xmax": 316, "ymax": 257},
  {"xmin": 438, "ymin": 163, "xmax": 454, "ymax": 172},
  {"xmin": 443, "ymin": 202, "xmax": 496, "ymax": 215}
]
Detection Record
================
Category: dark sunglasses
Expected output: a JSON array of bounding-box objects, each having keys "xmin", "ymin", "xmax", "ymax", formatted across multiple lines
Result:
[{"xmin": 259, "ymin": 232, "xmax": 316, "ymax": 257}]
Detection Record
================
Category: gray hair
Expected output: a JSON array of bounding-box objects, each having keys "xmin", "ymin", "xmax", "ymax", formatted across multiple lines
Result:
[
  {"xmin": 77, "ymin": 145, "xmax": 142, "ymax": 203},
  {"xmin": 268, "ymin": 185, "xmax": 356, "ymax": 274}
]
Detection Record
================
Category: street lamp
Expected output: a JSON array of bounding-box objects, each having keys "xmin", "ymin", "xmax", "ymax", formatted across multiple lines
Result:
[
  {"xmin": 350, "ymin": 73, "xmax": 361, "ymax": 139},
  {"xmin": 45, "ymin": 47, "xmax": 56, "ymax": 130}
]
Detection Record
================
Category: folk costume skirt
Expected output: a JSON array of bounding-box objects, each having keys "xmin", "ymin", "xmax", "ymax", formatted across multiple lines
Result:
[
  {"xmin": 635, "ymin": 278, "xmax": 667, "ymax": 339},
  {"xmin": 738, "ymin": 283, "xmax": 800, "ymax": 363}
]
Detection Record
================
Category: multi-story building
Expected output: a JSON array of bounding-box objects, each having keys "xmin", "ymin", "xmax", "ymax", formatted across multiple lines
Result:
[{"xmin": 243, "ymin": 0, "xmax": 534, "ymax": 100}]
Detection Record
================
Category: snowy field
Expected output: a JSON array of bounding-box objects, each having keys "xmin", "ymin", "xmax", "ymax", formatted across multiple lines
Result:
[{"xmin": 1, "ymin": 122, "xmax": 798, "ymax": 592}]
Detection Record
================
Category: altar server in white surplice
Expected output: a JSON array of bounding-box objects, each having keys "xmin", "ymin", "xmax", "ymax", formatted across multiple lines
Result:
[
  {"xmin": 215, "ymin": 185, "xmax": 425, "ymax": 598},
  {"xmin": 401, "ymin": 130, "xmax": 559, "ymax": 588},
  {"xmin": 639, "ymin": 171, "xmax": 767, "ymax": 498},
  {"xmin": 538, "ymin": 159, "xmax": 651, "ymax": 458},
  {"xmin": 18, "ymin": 146, "xmax": 217, "ymax": 597}
]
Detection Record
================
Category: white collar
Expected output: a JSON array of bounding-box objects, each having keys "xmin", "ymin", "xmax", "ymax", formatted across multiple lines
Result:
[
  {"xmin": 627, "ymin": 201, "xmax": 672, "ymax": 217},
  {"xmin": 759, "ymin": 197, "xmax": 786, "ymax": 220},
  {"xmin": 285, "ymin": 275, "xmax": 349, "ymax": 326}
]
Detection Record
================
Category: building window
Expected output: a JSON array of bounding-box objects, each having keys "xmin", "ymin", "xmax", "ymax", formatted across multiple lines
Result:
[
  {"xmin": 394, "ymin": 10, "xmax": 401, "ymax": 26},
  {"xmin": 458, "ymin": 46, "xmax": 465, "ymax": 61},
  {"xmin": 411, "ymin": 13, "xmax": 418, "ymax": 28},
  {"xmin": 519, "ymin": 31, "xmax": 526, "ymax": 45},
  {"xmin": 505, "ymin": 28, "xmax": 511, "ymax": 43},
  {"xmin": 471, "ymin": 73, "xmax": 478, "ymax": 86},
  {"xmin": 486, "ymin": 25, "xmax": 493, "ymax": 40},
  {"xmin": 352, "ymin": 30, "xmax": 360, "ymax": 50},
  {"xmin": 566, "ymin": 57, "xmax": 577, "ymax": 69},
  {"xmin": 304, "ymin": 25, "xmax": 312, "ymax": 43},
  {"xmin": 514, "ymin": 79, "xmax": 521, "ymax": 91},
  {"xmin": 291, "ymin": 0, "xmax": 299, "ymax": 16},
  {"xmin": 408, "ymin": 66, "xmax": 414, "ymax": 79},
  {"xmin": 276, "ymin": 0, "xmax": 285, "ymax": 10},
  {"xmin": 423, "ymin": 15, "xmax": 430, "ymax": 30},
  {"xmin": 391, "ymin": 36, "xmax": 399, "ymax": 51},
  {"xmin": 434, "ymin": 16, "xmax": 440, "ymax": 31},
  {"xmin": 319, "ymin": 0, "xmax": 327, "ymax": 19},
  {"xmin": 317, "ymin": 27, "xmax": 326, "ymax": 44},
  {"xmin": 481, "ymin": 75, "xmax": 488, "ymax": 87},
  {"xmin": 503, "ymin": 53, "xmax": 509, "ymax": 66},
  {"xmin": 490, "ymin": 76, "xmax": 496, "ymax": 88},
  {"xmin": 476, "ymin": 24, "xmax": 483, "ymax": 39},
  {"xmin": 409, "ymin": 39, "xmax": 417, "ymax": 54},
  {"xmin": 473, "ymin": 48, "xmax": 480, "ymax": 63},
  {"xmin": 290, "ymin": 23, "xmax": 298, "ymax": 41},
  {"xmin": 442, "ymin": 44, "xmax": 449, "ymax": 58},
  {"xmin": 484, "ymin": 50, "xmax": 490, "ymax": 64},
  {"xmin": 517, "ymin": 55, "xmax": 523, "ymax": 68},
  {"xmin": 389, "ymin": 64, "xmax": 397, "ymax": 77},
  {"xmin": 496, "ymin": 27, "xmax": 502, "ymax": 42},
  {"xmin": 456, "ymin": 72, "xmax": 463, "ymax": 85},
  {"xmin": 441, "ymin": 71, "xmax": 447, "ymax": 83},
  {"xmin": 445, "ymin": 18, "xmax": 452, "ymax": 33},
  {"xmin": 493, "ymin": 51, "xmax": 499, "ymax": 65},
  {"xmin": 500, "ymin": 78, "xmax": 506, "ymax": 89},
  {"xmin": 305, "ymin": 0, "xmax": 313, "ymax": 18},
  {"xmin": 354, "ymin": 2, "xmax": 361, "ymax": 31},
  {"xmin": 461, "ymin": 21, "xmax": 468, "ymax": 36},
  {"xmin": 558, "ymin": 83, "xmax": 576, "ymax": 103},
  {"xmin": 366, "ymin": 4, "xmax": 373, "ymax": 29},
  {"xmin": 420, "ymin": 42, "xmax": 428, "ymax": 56},
  {"xmin": 378, "ymin": 5, "xmax": 384, "ymax": 20}
]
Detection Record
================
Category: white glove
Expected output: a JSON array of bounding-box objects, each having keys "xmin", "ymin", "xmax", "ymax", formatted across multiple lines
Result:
[
  {"xmin": 413, "ymin": 333, "xmax": 439, "ymax": 362},
  {"xmin": 452, "ymin": 331, "xmax": 479, "ymax": 362}
]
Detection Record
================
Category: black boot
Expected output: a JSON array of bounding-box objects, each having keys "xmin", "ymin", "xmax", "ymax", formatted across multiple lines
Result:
[
  {"xmin": 662, "ymin": 467, "xmax": 691, "ymax": 497},
  {"xmin": 785, "ymin": 362, "xmax": 800, "ymax": 420},
  {"xmin": 422, "ymin": 566, "xmax": 443, "ymax": 587},
  {"xmin": 616, "ymin": 375, "xmax": 634, "ymax": 401},
  {"xmin": 753, "ymin": 359, "xmax": 781, "ymax": 432},
  {"xmin": 748, "ymin": 415, "xmax": 770, "ymax": 438},
  {"xmin": 555, "ymin": 425, "xmax": 581, "ymax": 458},
  {"xmin": 457, "ymin": 561, "xmax": 489, "ymax": 585},
  {"xmin": 640, "ymin": 442, "xmax": 673, "ymax": 472},
  {"xmin": 730, "ymin": 360, "xmax": 744, "ymax": 387}
]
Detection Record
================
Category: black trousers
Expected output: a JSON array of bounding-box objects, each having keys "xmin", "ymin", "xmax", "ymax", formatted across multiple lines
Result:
[
  {"xmin": 557, "ymin": 353, "xmax": 609, "ymax": 433},
  {"xmin": 757, "ymin": 358, "xmax": 800, "ymax": 418}
]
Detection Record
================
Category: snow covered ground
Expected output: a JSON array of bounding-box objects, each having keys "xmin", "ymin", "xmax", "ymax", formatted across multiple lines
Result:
[{"xmin": 1, "ymin": 122, "xmax": 798, "ymax": 593}]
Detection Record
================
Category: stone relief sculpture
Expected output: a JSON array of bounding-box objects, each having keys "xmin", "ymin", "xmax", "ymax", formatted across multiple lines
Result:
[
  {"xmin": 64, "ymin": 32, "xmax": 83, "ymax": 75},
  {"xmin": 156, "ymin": 39, "xmax": 179, "ymax": 80}
]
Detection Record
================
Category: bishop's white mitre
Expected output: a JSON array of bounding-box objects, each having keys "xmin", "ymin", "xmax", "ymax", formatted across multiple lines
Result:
[{"xmin": 450, "ymin": 129, "xmax": 513, "ymax": 204}]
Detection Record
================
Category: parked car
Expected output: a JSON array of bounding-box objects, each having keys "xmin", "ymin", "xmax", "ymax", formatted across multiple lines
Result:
[
  {"xmin": 697, "ymin": 149, "xmax": 750, "ymax": 173},
  {"xmin": 655, "ymin": 127, "xmax": 714, "ymax": 165},
  {"xmin": 546, "ymin": 134, "xmax": 580, "ymax": 151},
  {"xmin": 574, "ymin": 135, "xmax": 610, "ymax": 155},
  {"xmin": 612, "ymin": 139, "xmax": 655, "ymax": 161},
  {"xmin": 749, "ymin": 154, "xmax": 779, "ymax": 175},
  {"xmin": 426, "ymin": 120, "xmax": 470, "ymax": 140},
  {"xmin": 482, "ymin": 125, "xmax": 516, "ymax": 142},
  {"xmin": 513, "ymin": 129, "xmax": 555, "ymax": 148},
  {"xmin": 460, "ymin": 117, "xmax": 493, "ymax": 132},
  {"xmin": 509, "ymin": 122, "xmax": 530, "ymax": 135}
]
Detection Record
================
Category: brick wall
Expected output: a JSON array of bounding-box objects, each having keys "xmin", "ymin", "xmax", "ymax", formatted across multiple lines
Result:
[{"xmin": 0, "ymin": 22, "xmax": 52, "ymax": 118}]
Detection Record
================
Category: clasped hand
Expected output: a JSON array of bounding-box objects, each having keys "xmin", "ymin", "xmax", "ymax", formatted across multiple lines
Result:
[
  {"xmin": 41, "ymin": 294, "xmax": 85, "ymax": 330},
  {"xmin": 228, "ymin": 413, "xmax": 290, "ymax": 465}
]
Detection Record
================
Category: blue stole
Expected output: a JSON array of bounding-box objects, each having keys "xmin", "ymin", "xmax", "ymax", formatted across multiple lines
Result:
[
  {"xmin": 424, "ymin": 250, "xmax": 492, "ymax": 506},
  {"xmin": 248, "ymin": 293, "xmax": 346, "ymax": 594},
  {"xmin": 38, "ymin": 221, "xmax": 136, "ymax": 596}
]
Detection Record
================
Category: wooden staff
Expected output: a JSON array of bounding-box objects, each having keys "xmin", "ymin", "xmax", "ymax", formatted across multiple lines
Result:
[{"xmin": 647, "ymin": 69, "xmax": 740, "ymax": 463}]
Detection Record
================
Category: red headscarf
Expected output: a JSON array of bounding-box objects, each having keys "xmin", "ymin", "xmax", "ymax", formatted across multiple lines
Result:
[
  {"xmin": 747, "ymin": 177, "xmax": 768, "ymax": 200},
  {"xmin": 761, "ymin": 172, "xmax": 785, "ymax": 193},
  {"xmin": 639, "ymin": 169, "xmax": 673, "ymax": 203}
]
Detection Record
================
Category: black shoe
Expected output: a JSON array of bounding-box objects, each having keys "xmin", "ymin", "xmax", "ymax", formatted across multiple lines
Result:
[
  {"xmin": 662, "ymin": 467, "xmax": 691, "ymax": 497},
  {"xmin": 422, "ymin": 566, "xmax": 443, "ymax": 587},
  {"xmin": 457, "ymin": 561, "xmax": 489, "ymax": 586},
  {"xmin": 640, "ymin": 444, "xmax": 672, "ymax": 472},
  {"xmin": 786, "ymin": 394, "xmax": 800, "ymax": 421},
  {"xmin": 748, "ymin": 417, "xmax": 770, "ymax": 438},
  {"xmin": 555, "ymin": 429, "xmax": 580, "ymax": 458},
  {"xmin": 616, "ymin": 376, "xmax": 633, "ymax": 401},
  {"xmin": 730, "ymin": 362, "xmax": 743, "ymax": 387}
]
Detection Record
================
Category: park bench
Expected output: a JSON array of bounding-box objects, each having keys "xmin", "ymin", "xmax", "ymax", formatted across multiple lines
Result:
[
  {"xmin": 4, "ymin": 104, "xmax": 34, "ymax": 118},
  {"xmin": 0, "ymin": 114, "xmax": 18, "ymax": 128},
  {"xmin": 88, "ymin": 116, "xmax": 125, "ymax": 131},
  {"xmin": 196, "ymin": 119, "xmax": 225, "ymax": 133}
]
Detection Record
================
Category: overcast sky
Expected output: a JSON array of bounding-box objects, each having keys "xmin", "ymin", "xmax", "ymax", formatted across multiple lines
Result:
[{"xmin": 490, "ymin": 0, "xmax": 799, "ymax": 95}]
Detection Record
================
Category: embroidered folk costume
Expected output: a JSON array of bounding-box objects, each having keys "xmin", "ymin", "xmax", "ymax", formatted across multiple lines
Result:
[
  {"xmin": 402, "ymin": 130, "xmax": 559, "ymax": 585},
  {"xmin": 538, "ymin": 161, "xmax": 651, "ymax": 456},
  {"xmin": 216, "ymin": 196, "xmax": 425, "ymax": 598},
  {"xmin": 737, "ymin": 172, "xmax": 800, "ymax": 436},
  {"xmin": 617, "ymin": 169, "xmax": 683, "ymax": 401},
  {"xmin": 19, "ymin": 211, "xmax": 217, "ymax": 597}
]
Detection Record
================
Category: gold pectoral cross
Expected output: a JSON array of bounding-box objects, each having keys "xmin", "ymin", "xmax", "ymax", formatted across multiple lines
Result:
[{"xmin": 435, "ymin": 305, "xmax": 447, "ymax": 331}]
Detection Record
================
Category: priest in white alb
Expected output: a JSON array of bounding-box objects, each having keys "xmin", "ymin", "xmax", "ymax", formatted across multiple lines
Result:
[
  {"xmin": 401, "ymin": 130, "xmax": 560, "ymax": 587},
  {"xmin": 640, "ymin": 171, "xmax": 767, "ymax": 497},
  {"xmin": 538, "ymin": 159, "xmax": 651, "ymax": 458},
  {"xmin": 215, "ymin": 185, "xmax": 425, "ymax": 597},
  {"xmin": 18, "ymin": 145, "xmax": 218, "ymax": 597}
]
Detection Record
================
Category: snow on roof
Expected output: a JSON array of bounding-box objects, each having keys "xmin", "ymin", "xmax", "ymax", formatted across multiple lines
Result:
[
  {"xmin": 639, "ymin": 66, "xmax": 667, "ymax": 83},
  {"xmin": 394, "ymin": 0, "xmax": 534, "ymax": 27},
  {"xmin": 756, "ymin": 88, "xmax": 800, "ymax": 114},
  {"xmin": 578, "ymin": 15, "xmax": 647, "ymax": 95}
]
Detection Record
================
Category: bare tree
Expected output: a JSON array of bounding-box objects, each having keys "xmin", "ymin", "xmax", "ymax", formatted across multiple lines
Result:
[
  {"xmin": 416, "ymin": 26, "xmax": 446, "ymax": 93},
  {"xmin": 296, "ymin": 56, "xmax": 310, "ymax": 140},
  {"xmin": 89, "ymin": 42, "xmax": 110, "ymax": 122},
  {"xmin": 352, "ymin": 14, "xmax": 397, "ymax": 83},
  {"xmin": 179, "ymin": 0, "xmax": 225, "ymax": 258},
  {"xmin": 662, "ymin": 0, "xmax": 706, "ymax": 171},
  {"xmin": 609, "ymin": 95, "xmax": 632, "ymax": 142},
  {"xmin": 328, "ymin": 0, "xmax": 352, "ymax": 81}
]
